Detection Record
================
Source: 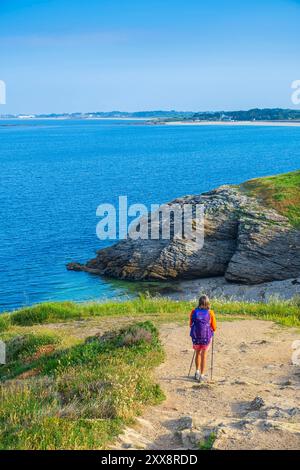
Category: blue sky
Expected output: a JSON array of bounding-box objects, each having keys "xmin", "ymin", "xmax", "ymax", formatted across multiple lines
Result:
[{"xmin": 0, "ymin": 0, "xmax": 300, "ymax": 113}]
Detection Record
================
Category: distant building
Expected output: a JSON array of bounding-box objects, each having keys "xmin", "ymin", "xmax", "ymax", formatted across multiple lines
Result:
[{"xmin": 18, "ymin": 115, "xmax": 36, "ymax": 119}]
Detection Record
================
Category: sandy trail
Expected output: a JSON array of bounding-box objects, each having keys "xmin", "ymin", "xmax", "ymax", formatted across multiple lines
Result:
[{"xmin": 114, "ymin": 320, "xmax": 300, "ymax": 450}]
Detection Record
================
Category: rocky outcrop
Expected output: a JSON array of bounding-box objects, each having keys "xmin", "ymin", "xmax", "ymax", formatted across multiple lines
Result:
[
  {"xmin": 178, "ymin": 399, "xmax": 300, "ymax": 450},
  {"xmin": 67, "ymin": 185, "xmax": 300, "ymax": 284},
  {"xmin": 167, "ymin": 275, "xmax": 300, "ymax": 303}
]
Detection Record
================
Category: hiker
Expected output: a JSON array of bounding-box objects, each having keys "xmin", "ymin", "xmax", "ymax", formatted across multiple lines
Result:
[{"xmin": 189, "ymin": 295, "xmax": 216, "ymax": 382}]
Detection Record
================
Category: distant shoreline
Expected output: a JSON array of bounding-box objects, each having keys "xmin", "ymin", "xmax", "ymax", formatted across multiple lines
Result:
[
  {"xmin": 164, "ymin": 120, "xmax": 300, "ymax": 127},
  {"xmin": 0, "ymin": 117, "xmax": 152, "ymax": 121},
  {"xmin": 2, "ymin": 118, "xmax": 300, "ymax": 127},
  {"xmin": 2, "ymin": 107, "xmax": 300, "ymax": 123}
]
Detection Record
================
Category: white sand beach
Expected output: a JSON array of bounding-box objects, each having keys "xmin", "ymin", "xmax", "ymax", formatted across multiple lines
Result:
[{"xmin": 165, "ymin": 120, "xmax": 300, "ymax": 127}]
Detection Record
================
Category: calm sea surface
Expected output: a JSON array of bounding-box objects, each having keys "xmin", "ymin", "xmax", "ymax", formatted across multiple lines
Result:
[{"xmin": 1, "ymin": 119, "xmax": 300, "ymax": 312}]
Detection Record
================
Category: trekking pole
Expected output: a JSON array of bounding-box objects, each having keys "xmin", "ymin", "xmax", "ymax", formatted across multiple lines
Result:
[
  {"xmin": 188, "ymin": 351, "xmax": 196, "ymax": 377},
  {"xmin": 210, "ymin": 335, "xmax": 215, "ymax": 381}
]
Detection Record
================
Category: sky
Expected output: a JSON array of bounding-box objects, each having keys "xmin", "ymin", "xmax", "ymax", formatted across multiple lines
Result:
[{"xmin": 0, "ymin": 0, "xmax": 300, "ymax": 114}]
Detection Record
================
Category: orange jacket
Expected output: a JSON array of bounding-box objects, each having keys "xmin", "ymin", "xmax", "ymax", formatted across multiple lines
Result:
[{"xmin": 189, "ymin": 309, "xmax": 217, "ymax": 332}]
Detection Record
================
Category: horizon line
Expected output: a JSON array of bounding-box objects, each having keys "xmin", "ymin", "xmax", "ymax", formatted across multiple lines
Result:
[{"xmin": 1, "ymin": 107, "xmax": 300, "ymax": 117}]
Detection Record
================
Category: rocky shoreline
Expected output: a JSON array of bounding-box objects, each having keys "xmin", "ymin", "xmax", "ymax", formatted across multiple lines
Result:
[
  {"xmin": 165, "ymin": 275, "xmax": 300, "ymax": 302},
  {"xmin": 67, "ymin": 177, "xmax": 300, "ymax": 294}
]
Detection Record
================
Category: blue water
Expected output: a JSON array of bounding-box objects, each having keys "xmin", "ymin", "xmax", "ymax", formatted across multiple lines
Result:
[{"xmin": 1, "ymin": 119, "xmax": 300, "ymax": 312}]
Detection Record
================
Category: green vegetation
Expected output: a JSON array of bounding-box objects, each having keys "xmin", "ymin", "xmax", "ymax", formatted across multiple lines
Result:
[
  {"xmin": 1, "ymin": 295, "xmax": 299, "ymax": 332},
  {"xmin": 189, "ymin": 108, "xmax": 300, "ymax": 122},
  {"xmin": 1, "ymin": 294, "xmax": 299, "ymax": 449},
  {"xmin": 7, "ymin": 108, "xmax": 300, "ymax": 121},
  {"xmin": 0, "ymin": 321, "xmax": 164, "ymax": 449},
  {"xmin": 2, "ymin": 332, "xmax": 60, "ymax": 362},
  {"xmin": 198, "ymin": 432, "xmax": 217, "ymax": 450},
  {"xmin": 241, "ymin": 170, "xmax": 300, "ymax": 227},
  {"xmin": 0, "ymin": 331, "xmax": 62, "ymax": 379}
]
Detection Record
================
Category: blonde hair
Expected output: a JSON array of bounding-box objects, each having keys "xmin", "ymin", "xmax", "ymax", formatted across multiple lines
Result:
[{"xmin": 198, "ymin": 295, "xmax": 210, "ymax": 310}]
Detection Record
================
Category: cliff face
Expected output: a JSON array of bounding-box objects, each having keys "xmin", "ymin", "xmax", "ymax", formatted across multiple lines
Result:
[{"xmin": 67, "ymin": 182, "xmax": 300, "ymax": 285}]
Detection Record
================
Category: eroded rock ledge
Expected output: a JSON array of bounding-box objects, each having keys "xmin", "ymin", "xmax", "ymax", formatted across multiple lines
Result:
[{"xmin": 67, "ymin": 186, "xmax": 300, "ymax": 284}]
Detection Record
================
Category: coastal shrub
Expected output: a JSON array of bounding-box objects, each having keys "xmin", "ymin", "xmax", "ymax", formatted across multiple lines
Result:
[
  {"xmin": 0, "ymin": 380, "xmax": 122, "ymax": 450},
  {"xmin": 0, "ymin": 321, "xmax": 165, "ymax": 449},
  {"xmin": 5, "ymin": 332, "xmax": 60, "ymax": 363},
  {"xmin": 0, "ymin": 332, "xmax": 61, "ymax": 381},
  {"xmin": 241, "ymin": 169, "xmax": 300, "ymax": 227},
  {"xmin": 121, "ymin": 327, "xmax": 152, "ymax": 347}
]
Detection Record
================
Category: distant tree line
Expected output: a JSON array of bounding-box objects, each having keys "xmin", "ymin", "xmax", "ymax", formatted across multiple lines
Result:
[
  {"xmin": 190, "ymin": 108, "xmax": 300, "ymax": 122},
  {"xmin": 2, "ymin": 108, "xmax": 300, "ymax": 121}
]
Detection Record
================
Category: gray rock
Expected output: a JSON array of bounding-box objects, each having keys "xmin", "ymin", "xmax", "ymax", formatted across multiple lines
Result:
[
  {"xmin": 180, "ymin": 429, "xmax": 196, "ymax": 449},
  {"xmin": 169, "ymin": 275, "xmax": 300, "ymax": 303},
  {"xmin": 67, "ymin": 185, "xmax": 300, "ymax": 284},
  {"xmin": 265, "ymin": 407, "xmax": 290, "ymax": 420},
  {"xmin": 248, "ymin": 396, "xmax": 265, "ymax": 411},
  {"xmin": 180, "ymin": 427, "xmax": 212, "ymax": 449},
  {"xmin": 245, "ymin": 410, "xmax": 265, "ymax": 419},
  {"xmin": 192, "ymin": 417, "xmax": 205, "ymax": 430},
  {"xmin": 176, "ymin": 416, "xmax": 193, "ymax": 430}
]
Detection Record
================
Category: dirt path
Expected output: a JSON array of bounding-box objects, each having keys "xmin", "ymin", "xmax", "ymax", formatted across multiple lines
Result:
[{"xmin": 114, "ymin": 320, "xmax": 300, "ymax": 450}]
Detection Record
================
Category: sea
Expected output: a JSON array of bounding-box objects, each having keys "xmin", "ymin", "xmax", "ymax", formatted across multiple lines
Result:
[{"xmin": 1, "ymin": 119, "xmax": 300, "ymax": 312}]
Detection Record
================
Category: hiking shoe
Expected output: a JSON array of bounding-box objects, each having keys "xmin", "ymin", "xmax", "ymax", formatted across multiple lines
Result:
[
  {"xmin": 200, "ymin": 374, "xmax": 206, "ymax": 382},
  {"xmin": 194, "ymin": 371, "xmax": 201, "ymax": 381}
]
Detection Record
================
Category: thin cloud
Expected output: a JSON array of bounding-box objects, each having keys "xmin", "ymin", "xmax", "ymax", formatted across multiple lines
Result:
[{"xmin": 0, "ymin": 31, "xmax": 131, "ymax": 47}]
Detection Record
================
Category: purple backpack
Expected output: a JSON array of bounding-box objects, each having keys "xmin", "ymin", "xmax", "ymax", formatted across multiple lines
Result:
[{"xmin": 190, "ymin": 308, "xmax": 213, "ymax": 345}]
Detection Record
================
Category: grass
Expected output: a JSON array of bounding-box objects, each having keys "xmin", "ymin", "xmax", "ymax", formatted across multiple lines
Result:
[
  {"xmin": 1, "ymin": 295, "xmax": 300, "ymax": 331},
  {"xmin": 0, "ymin": 330, "xmax": 63, "ymax": 380},
  {"xmin": 0, "ymin": 321, "xmax": 164, "ymax": 449},
  {"xmin": 198, "ymin": 432, "xmax": 217, "ymax": 450},
  {"xmin": 3, "ymin": 331, "xmax": 60, "ymax": 362},
  {"xmin": 240, "ymin": 169, "xmax": 300, "ymax": 227},
  {"xmin": 1, "ymin": 294, "xmax": 299, "ymax": 449}
]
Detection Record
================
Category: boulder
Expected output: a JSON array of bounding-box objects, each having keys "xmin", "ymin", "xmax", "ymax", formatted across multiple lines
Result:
[{"xmin": 67, "ymin": 185, "xmax": 300, "ymax": 284}]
